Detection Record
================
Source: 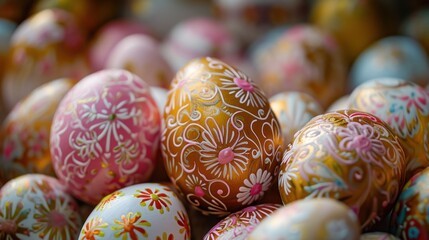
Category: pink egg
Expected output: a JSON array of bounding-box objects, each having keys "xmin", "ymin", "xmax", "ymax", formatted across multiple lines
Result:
[
  {"xmin": 1, "ymin": 9, "xmax": 89, "ymax": 111},
  {"xmin": 50, "ymin": 69, "xmax": 161, "ymax": 205},
  {"xmin": 106, "ymin": 34, "xmax": 173, "ymax": 88},
  {"xmin": 88, "ymin": 20, "xmax": 152, "ymax": 71},
  {"xmin": 162, "ymin": 17, "xmax": 240, "ymax": 71}
]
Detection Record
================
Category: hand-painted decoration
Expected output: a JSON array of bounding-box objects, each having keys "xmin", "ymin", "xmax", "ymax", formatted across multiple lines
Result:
[
  {"xmin": 79, "ymin": 183, "xmax": 191, "ymax": 240},
  {"xmin": 161, "ymin": 57, "xmax": 283, "ymax": 216},
  {"xmin": 278, "ymin": 110, "xmax": 406, "ymax": 229},
  {"xmin": 50, "ymin": 69, "xmax": 161, "ymax": 205},
  {"xmin": 0, "ymin": 174, "xmax": 82, "ymax": 240}
]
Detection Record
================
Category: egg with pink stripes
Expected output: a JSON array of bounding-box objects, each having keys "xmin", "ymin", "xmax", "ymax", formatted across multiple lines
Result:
[{"xmin": 50, "ymin": 69, "xmax": 161, "ymax": 205}]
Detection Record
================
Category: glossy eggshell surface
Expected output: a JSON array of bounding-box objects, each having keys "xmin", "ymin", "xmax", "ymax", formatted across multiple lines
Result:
[
  {"xmin": 162, "ymin": 17, "xmax": 239, "ymax": 72},
  {"xmin": 106, "ymin": 34, "xmax": 173, "ymax": 89},
  {"xmin": 1, "ymin": 9, "xmax": 88, "ymax": 111},
  {"xmin": 161, "ymin": 57, "xmax": 283, "ymax": 216},
  {"xmin": 390, "ymin": 167, "xmax": 429, "ymax": 239},
  {"xmin": 278, "ymin": 110, "xmax": 406, "ymax": 229},
  {"xmin": 0, "ymin": 78, "xmax": 76, "ymax": 184},
  {"xmin": 257, "ymin": 25, "xmax": 347, "ymax": 108},
  {"xmin": 204, "ymin": 203, "xmax": 281, "ymax": 240},
  {"xmin": 0, "ymin": 174, "xmax": 82, "ymax": 239},
  {"xmin": 50, "ymin": 69, "xmax": 161, "ymax": 205},
  {"xmin": 79, "ymin": 183, "xmax": 191, "ymax": 240},
  {"xmin": 269, "ymin": 91, "xmax": 324, "ymax": 147},
  {"xmin": 247, "ymin": 198, "xmax": 361, "ymax": 240},
  {"xmin": 350, "ymin": 37, "xmax": 429, "ymax": 89},
  {"xmin": 348, "ymin": 78, "xmax": 429, "ymax": 180}
]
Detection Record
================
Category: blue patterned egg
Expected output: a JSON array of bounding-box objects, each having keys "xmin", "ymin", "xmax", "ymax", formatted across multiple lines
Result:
[{"xmin": 350, "ymin": 36, "xmax": 429, "ymax": 89}]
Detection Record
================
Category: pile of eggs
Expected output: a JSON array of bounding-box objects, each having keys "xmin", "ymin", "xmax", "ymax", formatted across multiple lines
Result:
[{"xmin": 1, "ymin": 0, "xmax": 429, "ymax": 239}]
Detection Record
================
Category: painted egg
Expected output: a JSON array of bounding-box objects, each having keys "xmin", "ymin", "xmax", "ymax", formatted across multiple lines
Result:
[
  {"xmin": 78, "ymin": 183, "xmax": 191, "ymax": 240},
  {"xmin": 256, "ymin": 24, "xmax": 347, "ymax": 108},
  {"xmin": 0, "ymin": 78, "xmax": 76, "ymax": 185},
  {"xmin": 390, "ymin": 167, "xmax": 429, "ymax": 239},
  {"xmin": 0, "ymin": 174, "xmax": 82, "ymax": 239},
  {"xmin": 125, "ymin": 0, "xmax": 212, "ymax": 38},
  {"xmin": 106, "ymin": 34, "xmax": 173, "ymax": 89},
  {"xmin": 88, "ymin": 19, "xmax": 152, "ymax": 71},
  {"xmin": 310, "ymin": 0, "xmax": 386, "ymax": 63},
  {"xmin": 213, "ymin": 0, "xmax": 306, "ymax": 44},
  {"xmin": 161, "ymin": 57, "xmax": 283, "ymax": 216},
  {"xmin": 1, "ymin": 9, "xmax": 89, "ymax": 111},
  {"xmin": 32, "ymin": 0, "xmax": 122, "ymax": 34},
  {"xmin": 348, "ymin": 78, "xmax": 429, "ymax": 180},
  {"xmin": 247, "ymin": 198, "xmax": 361, "ymax": 240},
  {"xmin": 204, "ymin": 203, "xmax": 280, "ymax": 240},
  {"xmin": 401, "ymin": 8, "xmax": 429, "ymax": 55},
  {"xmin": 327, "ymin": 95, "xmax": 350, "ymax": 112},
  {"xmin": 278, "ymin": 110, "xmax": 406, "ymax": 229},
  {"xmin": 360, "ymin": 232, "xmax": 399, "ymax": 240},
  {"xmin": 350, "ymin": 36, "xmax": 429, "ymax": 89},
  {"xmin": 50, "ymin": 69, "xmax": 161, "ymax": 205},
  {"xmin": 269, "ymin": 91, "xmax": 324, "ymax": 147},
  {"xmin": 162, "ymin": 17, "xmax": 240, "ymax": 72}
]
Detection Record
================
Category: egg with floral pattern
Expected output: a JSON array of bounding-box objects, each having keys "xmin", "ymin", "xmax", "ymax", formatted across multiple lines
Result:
[
  {"xmin": 1, "ymin": 9, "xmax": 89, "ymax": 111},
  {"xmin": 204, "ymin": 203, "xmax": 280, "ymax": 240},
  {"xmin": 161, "ymin": 57, "xmax": 283, "ymax": 216},
  {"xmin": 269, "ymin": 91, "xmax": 324, "ymax": 147},
  {"xmin": 278, "ymin": 110, "xmax": 406, "ymax": 229},
  {"xmin": 350, "ymin": 37, "xmax": 429, "ymax": 89},
  {"xmin": 0, "ymin": 78, "xmax": 76, "ymax": 185},
  {"xmin": 247, "ymin": 198, "xmax": 361, "ymax": 240},
  {"xmin": 79, "ymin": 183, "xmax": 191, "ymax": 240},
  {"xmin": 0, "ymin": 174, "xmax": 82, "ymax": 239},
  {"xmin": 50, "ymin": 69, "xmax": 161, "ymax": 205},
  {"xmin": 390, "ymin": 167, "xmax": 429, "ymax": 239},
  {"xmin": 256, "ymin": 24, "xmax": 347, "ymax": 108},
  {"xmin": 348, "ymin": 78, "xmax": 429, "ymax": 180}
]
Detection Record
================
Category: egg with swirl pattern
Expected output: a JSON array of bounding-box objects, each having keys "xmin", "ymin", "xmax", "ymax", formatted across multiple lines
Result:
[
  {"xmin": 161, "ymin": 57, "xmax": 283, "ymax": 216},
  {"xmin": 278, "ymin": 110, "xmax": 406, "ymax": 229}
]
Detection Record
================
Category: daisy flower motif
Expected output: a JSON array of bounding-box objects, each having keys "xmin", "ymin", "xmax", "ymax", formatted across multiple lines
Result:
[
  {"xmin": 156, "ymin": 232, "xmax": 174, "ymax": 240},
  {"xmin": 0, "ymin": 201, "xmax": 31, "ymax": 239},
  {"xmin": 134, "ymin": 188, "xmax": 172, "ymax": 214},
  {"xmin": 80, "ymin": 216, "xmax": 108, "ymax": 240},
  {"xmin": 200, "ymin": 117, "xmax": 250, "ymax": 180},
  {"xmin": 111, "ymin": 212, "xmax": 151, "ymax": 239},
  {"xmin": 211, "ymin": 58, "xmax": 266, "ymax": 108},
  {"xmin": 32, "ymin": 197, "xmax": 81, "ymax": 239},
  {"xmin": 236, "ymin": 169, "xmax": 272, "ymax": 205},
  {"xmin": 185, "ymin": 175, "xmax": 207, "ymax": 197},
  {"xmin": 336, "ymin": 122, "xmax": 386, "ymax": 166}
]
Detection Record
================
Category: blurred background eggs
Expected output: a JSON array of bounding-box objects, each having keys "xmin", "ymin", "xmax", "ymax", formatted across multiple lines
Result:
[{"xmin": 0, "ymin": 78, "xmax": 75, "ymax": 185}]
